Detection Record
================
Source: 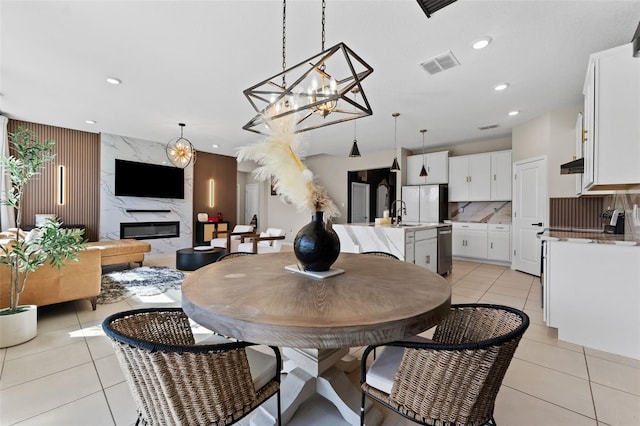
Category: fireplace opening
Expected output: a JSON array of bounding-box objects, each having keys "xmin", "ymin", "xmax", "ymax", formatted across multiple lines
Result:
[{"xmin": 120, "ymin": 221, "xmax": 180, "ymax": 240}]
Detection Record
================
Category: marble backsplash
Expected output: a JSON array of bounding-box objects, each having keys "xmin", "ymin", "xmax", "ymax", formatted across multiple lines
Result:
[{"xmin": 449, "ymin": 202, "xmax": 512, "ymax": 224}]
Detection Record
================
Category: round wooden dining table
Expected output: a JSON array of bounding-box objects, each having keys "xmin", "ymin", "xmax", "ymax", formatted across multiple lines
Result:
[{"xmin": 182, "ymin": 252, "xmax": 451, "ymax": 425}]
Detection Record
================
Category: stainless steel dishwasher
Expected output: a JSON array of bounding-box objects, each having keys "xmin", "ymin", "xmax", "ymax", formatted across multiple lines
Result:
[{"xmin": 437, "ymin": 225, "xmax": 452, "ymax": 275}]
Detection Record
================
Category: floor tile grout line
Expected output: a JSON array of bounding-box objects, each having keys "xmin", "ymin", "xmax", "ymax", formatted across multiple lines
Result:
[
  {"xmin": 583, "ymin": 347, "xmax": 601, "ymax": 425},
  {"xmin": 0, "ymin": 357, "xmax": 99, "ymax": 392},
  {"xmin": 511, "ymin": 352, "xmax": 592, "ymax": 381},
  {"xmin": 9, "ymin": 389, "xmax": 110, "ymax": 426},
  {"xmin": 512, "ymin": 356, "xmax": 594, "ymax": 386},
  {"xmin": 500, "ymin": 384, "xmax": 598, "ymax": 421},
  {"xmin": 76, "ymin": 301, "xmax": 114, "ymax": 422},
  {"xmin": 582, "ymin": 351, "xmax": 640, "ymax": 371}
]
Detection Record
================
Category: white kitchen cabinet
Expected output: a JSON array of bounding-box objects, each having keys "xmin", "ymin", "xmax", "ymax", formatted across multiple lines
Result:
[
  {"xmin": 545, "ymin": 240, "xmax": 640, "ymax": 359},
  {"xmin": 490, "ymin": 151, "xmax": 512, "ymax": 201},
  {"xmin": 406, "ymin": 151, "xmax": 449, "ymax": 185},
  {"xmin": 426, "ymin": 151, "xmax": 449, "ymax": 184},
  {"xmin": 575, "ymin": 113, "xmax": 584, "ymax": 196},
  {"xmin": 582, "ymin": 42, "xmax": 640, "ymax": 191},
  {"xmin": 415, "ymin": 238, "xmax": 438, "ymax": 273},
  {"xmin": 487, "ymin": 224, "xmax": 511, "ymax": 262},
  {"xmin": 452, "ymin": 223, "xmax": 488, "ymax": 259},
  {"xmin": 405, "ymin": 231, "xmax": 415, "ymax": 263},
  {"xmin": 414, "ymin": 229, "xmax": 438, "ymax": 273},
  {"xmin": 448, "ymin": 154, "xmax": 491, "ymax": 201},
  {"xmin": 406, "ymin": 155, "xmax": 424, "ymax": 186}
]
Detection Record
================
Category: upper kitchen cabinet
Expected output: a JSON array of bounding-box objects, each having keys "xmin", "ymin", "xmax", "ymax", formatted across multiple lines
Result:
[
  {"xmin": 490, "ymin": 150, "xmax": 512, "ymax": 201},
  {"xmin": 582, "ymin": 42, "xmax": 640, "ymax": 191},
  {"xmin": 448, "ymin": 153, "xmax": 491, "ymax": 201},
  {"xmin": 406, "ymin": 151, "xmax": 449, "ymax": 185}
]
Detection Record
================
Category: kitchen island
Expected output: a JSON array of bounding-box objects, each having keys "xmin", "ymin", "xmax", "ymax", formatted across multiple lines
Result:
[{"xmin": 333, "ymin": 223, "xmax": 451, "ymax": 274}]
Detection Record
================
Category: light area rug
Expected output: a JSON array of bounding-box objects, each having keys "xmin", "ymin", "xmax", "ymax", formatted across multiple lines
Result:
[{"xmin": 97, "ymin": 266, "xmax": 185, "ymax": 304}]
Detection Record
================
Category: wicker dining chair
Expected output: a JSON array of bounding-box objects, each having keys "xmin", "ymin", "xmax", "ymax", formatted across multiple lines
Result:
[
  {"xmin": 216, "ymin": 251, "xmax": 256, "ymax": 262},
  {"xmin": 103, "ymin": 308, "xmax": 282, "ymax": 426},
  {"xmin": 360, "ymin": 304, "xmax": 529, "ymax": 426},
  {"xmin": 361, "ymin": 251, "xmax": 400, "ymax": 260}
]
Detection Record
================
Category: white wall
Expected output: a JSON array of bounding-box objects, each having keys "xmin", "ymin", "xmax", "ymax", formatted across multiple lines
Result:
[
  {"xmin": 549, "ymin": 106, "xmax": 582, "ymax": 198},
  {"xmin": 100, "ymin": 133, "xmax": 193, "ymax": 254},
  {"xmin": 261, "ymin": 149, "xmax": 396, "ymax": 242},
  {"xmin": 416, "ymin": 136, "xmax": 512, "ymax": 157},
  {"xmin": 512, "ymin": 105, "xmax": 583, "ymax": 198}
]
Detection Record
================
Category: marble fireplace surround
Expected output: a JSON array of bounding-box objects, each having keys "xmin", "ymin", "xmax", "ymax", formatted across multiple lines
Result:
[{"xmin": 100, "ymin": 133, "xmax": 193, "ymax": 255}]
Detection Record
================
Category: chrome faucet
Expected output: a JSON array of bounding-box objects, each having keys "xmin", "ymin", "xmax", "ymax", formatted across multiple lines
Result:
[{"xmin": 390, "ymin": 200, "xmax": 406, "ymax": 225}]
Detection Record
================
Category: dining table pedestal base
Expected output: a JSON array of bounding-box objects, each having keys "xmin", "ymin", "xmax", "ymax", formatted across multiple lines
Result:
[{"xmin": 250, "ymin": 348, "xmax": 383, "ymax": 426}]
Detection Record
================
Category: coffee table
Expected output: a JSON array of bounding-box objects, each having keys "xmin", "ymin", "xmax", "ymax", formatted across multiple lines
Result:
[
  {"xmin": 182, "ymin": 252, "xmax": 451, "ymax": 425},
  {"xmin": 175, "ymin": 247, "xmax": 225, "ymax": 271}
]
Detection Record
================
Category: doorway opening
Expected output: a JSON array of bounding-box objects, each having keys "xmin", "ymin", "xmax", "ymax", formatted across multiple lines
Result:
[{"xmin": 347, "ymin": 168, "xmax": 396, "ymax": 224}]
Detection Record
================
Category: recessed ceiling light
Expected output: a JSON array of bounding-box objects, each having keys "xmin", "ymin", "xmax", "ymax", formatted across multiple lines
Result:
[
  {"xmin": 106, "ymin": 77, "xmax": 122, "ymax": 85},
  {"xmin": 212, "ymin": 144, "xmax": 219, "ymax": 148},
  {"xmin": 472, "ymin": 36, "xmax": 492, "ymax": 50},
  {"xmin": 493, "ymin": 83, "xmax": 509, "ymax": 91},
  {"xmin": 85, "ymin": 120, "xmax": 96, "ymax": 124},
  {"xmin": 508, "ymin": 110, "xmax": 519, "ymax": 116}
]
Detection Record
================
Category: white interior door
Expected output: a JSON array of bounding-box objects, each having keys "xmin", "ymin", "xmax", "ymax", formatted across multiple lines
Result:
[
  {"xmin": 351, "ymin": 182, "xmax": 370, "ymax": 223},
  {"xmin": 513, "ymin": 157, "xmax": 547, "ymax": 276},
  {"xmin": 245, "ymin": 183, "xmax": 259, "ymax": 226}
]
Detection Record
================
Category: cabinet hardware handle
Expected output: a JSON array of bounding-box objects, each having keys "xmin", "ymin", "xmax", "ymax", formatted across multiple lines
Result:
[
  {"xmin": 426, "ymin": 255, "xmax": 430, "ymax": 264},
  {"xmin": 493, "ymin": 174, "xmax": 497, "ymax": 181},
  {"xmin": 491, "ymin": 242, "xmax": 493, "ymax": 249}
]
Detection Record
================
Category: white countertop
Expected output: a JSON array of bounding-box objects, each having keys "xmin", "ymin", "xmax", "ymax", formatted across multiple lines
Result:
[
  {"xmin": 538, "ymin": 229, "xmax": 638, "ymax": 246},
  {"xmin": 346, "ymin": 222, "xmax": 449, "ymax": 231}
]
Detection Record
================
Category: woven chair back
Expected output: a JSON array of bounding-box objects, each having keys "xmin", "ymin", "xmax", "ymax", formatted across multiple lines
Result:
[{"xmin": 103, "ymin": 308, "xmax": 279, "ymax": 426}]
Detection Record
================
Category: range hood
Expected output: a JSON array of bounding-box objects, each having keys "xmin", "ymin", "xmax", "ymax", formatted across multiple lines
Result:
[{"xmin": 560, "ymin": 158, "xmax": 584, "ymax": 174}]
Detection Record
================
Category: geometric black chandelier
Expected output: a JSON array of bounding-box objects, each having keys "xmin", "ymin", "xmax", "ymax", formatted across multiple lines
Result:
[{"xmin": 243, "ymin": 0, "xmax": 374, "ymax": 135}]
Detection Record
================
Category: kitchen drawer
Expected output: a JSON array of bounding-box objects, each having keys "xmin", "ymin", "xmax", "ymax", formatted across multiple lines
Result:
[
  {"xmin": 452, "ymin": 222, "xmax": 488, "ymax": 232},
  {"xmin": 488, "ymin": 224, "xmax": 510, "ymax": 232},
  {"xmin": 415, "ymin": 229, "xmax": 437, "ymax": 240}
]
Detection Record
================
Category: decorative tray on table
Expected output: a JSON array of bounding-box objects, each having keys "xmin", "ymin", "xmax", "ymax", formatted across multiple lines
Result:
[{"xmin": 285, "ymin": 264, "xmax": 345, "ymax": 279}]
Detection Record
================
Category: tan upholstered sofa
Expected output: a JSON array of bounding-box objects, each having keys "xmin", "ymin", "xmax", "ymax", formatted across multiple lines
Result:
[
  {"xmin": 0, "ymin": 248, "xmax": 102, "ymax": 310},
  {"xmin": 85, "ymin": 239, "xmax": 151, "ymax": 266}
]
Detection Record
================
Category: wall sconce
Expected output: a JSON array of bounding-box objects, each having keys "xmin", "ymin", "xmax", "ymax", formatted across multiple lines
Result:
[
  {"xmin": 57, "ymin": 165, "xmax": 66, "ymax": 205},
  {"xmin": 209, "ymin": 179, "xmax": 215, "ymax": 208}
]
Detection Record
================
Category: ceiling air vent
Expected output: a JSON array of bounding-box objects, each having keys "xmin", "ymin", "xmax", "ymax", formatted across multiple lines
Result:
[
  {"xmin": 418, "ymin": 51, "xmax": 460, "ymax": 75},
  {"xmin": 478, "ymin": 124, "xmax": 500, "ymax": 130}
]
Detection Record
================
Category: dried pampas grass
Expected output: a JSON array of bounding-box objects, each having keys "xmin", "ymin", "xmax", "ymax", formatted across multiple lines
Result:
[{"xmin": 237, "ymin": 116, "xmax": 339, "ymax": 219}]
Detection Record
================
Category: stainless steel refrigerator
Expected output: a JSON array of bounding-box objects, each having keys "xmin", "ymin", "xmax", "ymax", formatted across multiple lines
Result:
[{"xmin": 401, "ymin": 184, "xmax": 449, "ymax": 223}]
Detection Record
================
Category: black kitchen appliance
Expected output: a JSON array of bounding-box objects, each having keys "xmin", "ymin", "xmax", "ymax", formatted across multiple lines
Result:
[
  {"xmin": 437, "ymin": 225, "xmax": 452, "ymax": 276},
  {"xmin": 601, "ymin": 209, "xmax": 625, "ymax": 234}
]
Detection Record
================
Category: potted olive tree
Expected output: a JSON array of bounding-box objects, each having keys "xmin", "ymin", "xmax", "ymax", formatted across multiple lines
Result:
[{"xmin": 0, "ymin": 126, "xmax": 85, "ymax": 347}]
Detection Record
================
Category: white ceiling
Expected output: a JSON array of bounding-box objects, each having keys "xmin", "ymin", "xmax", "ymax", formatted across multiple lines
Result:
[{"xmin": 2, "ymin": 0, "xmax": 639, "ymax": 159}]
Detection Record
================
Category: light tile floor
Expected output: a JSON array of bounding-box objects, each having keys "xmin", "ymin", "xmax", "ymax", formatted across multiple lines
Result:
[{"xmin": 1, "ymin": 257, "xmax": 639, "ymax": 426}]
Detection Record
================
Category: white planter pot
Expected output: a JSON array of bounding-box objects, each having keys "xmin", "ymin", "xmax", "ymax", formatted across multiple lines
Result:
[{"xmin": 0, "ymin": 305, "xmax": 37, "ymax": 348}]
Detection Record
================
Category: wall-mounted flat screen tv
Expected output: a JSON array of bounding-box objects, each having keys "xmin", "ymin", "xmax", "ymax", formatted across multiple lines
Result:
[{"xmin": 115, "ymin": 159, "xmax": 184, "ymax": 199}]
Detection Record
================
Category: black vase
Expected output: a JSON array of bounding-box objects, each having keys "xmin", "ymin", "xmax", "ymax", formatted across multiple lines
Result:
[{"xmin": 293, "ymin": 211, "xmax": 341, "ymax": 272}]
